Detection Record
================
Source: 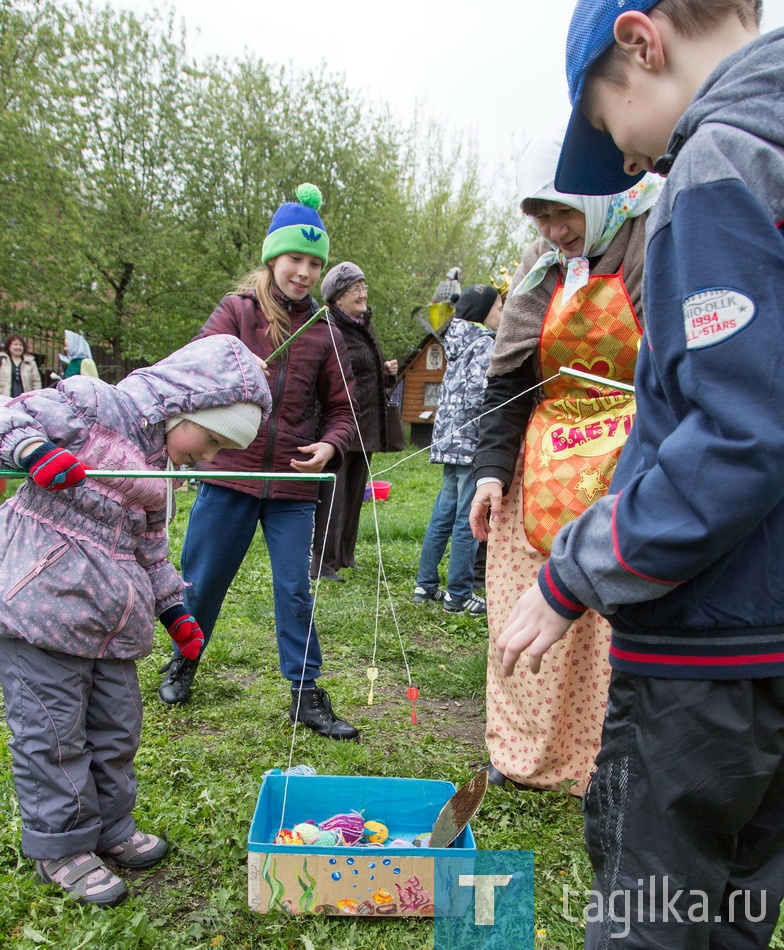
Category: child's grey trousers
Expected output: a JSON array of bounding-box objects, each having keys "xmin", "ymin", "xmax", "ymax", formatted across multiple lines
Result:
[{"xmin": 0, "ymin": 637, "xmax": 142, "ymax": 860}]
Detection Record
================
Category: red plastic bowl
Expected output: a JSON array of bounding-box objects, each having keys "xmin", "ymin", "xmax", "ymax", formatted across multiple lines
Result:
[{"xmin": 365, "ymin": 480, "xmax": 391, "ymax": 501}]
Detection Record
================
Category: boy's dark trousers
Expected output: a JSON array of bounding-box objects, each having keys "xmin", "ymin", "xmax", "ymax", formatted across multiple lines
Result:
[{"xmin": 583, "ymin": 669, "xmax": 784, "ymax": 950}]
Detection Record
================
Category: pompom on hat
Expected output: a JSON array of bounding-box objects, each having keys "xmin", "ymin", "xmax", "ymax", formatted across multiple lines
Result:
[
  {"xmin": 261, "ymin": 183, "xmax": 330, "ymax": 267},
  {"xmin": 165, "ymin": 403, "xmax": 262, "ymax": 450},
  {"xmin": 555, "ymin": 0, "xmax": 660, "ymax": 196}
]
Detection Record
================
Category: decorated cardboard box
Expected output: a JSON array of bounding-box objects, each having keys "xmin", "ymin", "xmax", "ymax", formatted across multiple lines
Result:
[{"xmin": 248, "ymin": 774, "xmax": 477, "ymax": 917}]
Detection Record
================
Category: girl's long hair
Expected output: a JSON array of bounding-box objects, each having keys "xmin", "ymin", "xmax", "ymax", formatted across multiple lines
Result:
[{"xmin": 233, "ymin": 266, "xmax": 291, "ymax": 350}]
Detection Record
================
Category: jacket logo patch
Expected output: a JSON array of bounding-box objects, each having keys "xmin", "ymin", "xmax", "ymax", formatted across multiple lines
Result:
[
  {"xmin": 684, "ymin": 288, "xmax": 756, "ymax": 349},
  {"xmin": 301, "ymin": 227, "xmax": 322, "ymax": 243}
]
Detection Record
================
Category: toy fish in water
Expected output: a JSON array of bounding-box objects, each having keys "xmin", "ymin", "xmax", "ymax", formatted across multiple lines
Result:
[{"xmin": 363, "ymin": 820, "xmax": 389, "ymax": 844}]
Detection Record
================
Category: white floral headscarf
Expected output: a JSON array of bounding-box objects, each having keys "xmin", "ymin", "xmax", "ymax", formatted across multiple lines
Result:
[
  {"xmin": 512, "ymin": 128, "xmax": 661, "ymax": 303},
  {"xmin": 59, "ymin": 330, "xmax": 94, "ymax": 365}
]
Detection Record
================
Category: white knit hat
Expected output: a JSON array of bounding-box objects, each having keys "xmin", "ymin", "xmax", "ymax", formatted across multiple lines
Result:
[{"xmin": 165, "ymin": 402, "xmax": 262, "ymax": 450}]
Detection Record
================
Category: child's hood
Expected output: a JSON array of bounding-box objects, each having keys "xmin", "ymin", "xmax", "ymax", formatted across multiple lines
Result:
[
  {"xmin": 443, "ymin": 317, "xmax": 494, "ymax": 361},
  {"xmin": 116, "ymin": 334, "xmax": 272, "ymax": 428},
  {"xmin": 676, "ymin": 29, "xmax": 784, "ymax": 161}
]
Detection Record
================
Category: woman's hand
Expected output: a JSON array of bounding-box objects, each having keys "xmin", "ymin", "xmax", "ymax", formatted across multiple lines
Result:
[
  {"xmin": 470, "ymin": 482, "xmax": 503, "ymax": 541},
  {"xmin": 497, "ymin": 584, "xmax": 574, "ymax": 676},
  {"xmin": 291, "ymin": 442, "xmax": 336, "ymax": 473},
  {"xmin": 383, "ymin": 359, "xmax": 398, "ymax": 376}
]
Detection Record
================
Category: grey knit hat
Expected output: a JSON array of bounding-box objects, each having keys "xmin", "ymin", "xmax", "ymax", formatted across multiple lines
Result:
[
  {"xmin": 165, "ymin": 403, "xmax": 262, "ymax": 450},
  {"xmin": 321, "ymin": 261, "xmax": 365, "ymax": 305}
]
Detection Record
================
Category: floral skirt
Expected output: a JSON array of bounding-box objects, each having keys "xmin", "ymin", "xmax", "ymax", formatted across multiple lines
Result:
[{"xmin": 484, "ymin": 449, "xmax": 610, "ymax": 796}]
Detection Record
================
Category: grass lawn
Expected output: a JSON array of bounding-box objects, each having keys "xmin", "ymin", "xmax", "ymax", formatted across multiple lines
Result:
[{"xmin": 1, "ymin": 449, "xmax": 782, "ymax": 949}]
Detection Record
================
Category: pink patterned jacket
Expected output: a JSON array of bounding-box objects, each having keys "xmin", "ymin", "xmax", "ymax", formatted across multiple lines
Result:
[{"xmin": 0, "ymin": 335, "xmax": 271, "ymax": 659}]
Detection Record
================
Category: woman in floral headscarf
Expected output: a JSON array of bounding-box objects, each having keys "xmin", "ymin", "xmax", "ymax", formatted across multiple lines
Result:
[{"xmin": 469, "ymin": 128, "xmax": 660, "ymax": 795}]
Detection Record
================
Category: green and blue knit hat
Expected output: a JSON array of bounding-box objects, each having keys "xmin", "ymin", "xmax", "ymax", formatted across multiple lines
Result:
[{"xmin": 261, "ymin": 183, "xmax": 329, "ymax": 267}]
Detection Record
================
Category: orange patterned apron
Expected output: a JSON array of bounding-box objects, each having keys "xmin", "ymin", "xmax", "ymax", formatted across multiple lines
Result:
[{"xmin": 523, "ymin": 271, "xmax": 641, "ymax": 554}]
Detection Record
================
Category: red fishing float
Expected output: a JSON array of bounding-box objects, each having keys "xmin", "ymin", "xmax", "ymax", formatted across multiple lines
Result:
[{"xmin": 406, "ymin": 685, "xmax": 419, "ymax": 725}]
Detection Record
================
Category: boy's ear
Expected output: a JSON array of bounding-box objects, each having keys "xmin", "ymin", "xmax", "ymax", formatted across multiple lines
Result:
[{"xmin": 613, "ymin": 10, "xmax": 666, "ymax": 72}]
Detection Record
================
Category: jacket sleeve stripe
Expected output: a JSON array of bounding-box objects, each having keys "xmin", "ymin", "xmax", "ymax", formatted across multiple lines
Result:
[{"xmin": 539, "ymin": 562, "xmax": 586, "ymax": 618}]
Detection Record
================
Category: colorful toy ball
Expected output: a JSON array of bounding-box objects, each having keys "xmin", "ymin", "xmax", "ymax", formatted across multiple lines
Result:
[
  {"xmin": 309, "ymin": 829, "xmax": 343, "ymax": 847},
  {"xmin": 319, "ymin": 811, "xmax": 366, "ymax": 845},
  {"xmin": 363, "ymin": 820, "xmax": 389, "ymax": 844},
  {"xmin": 292, "ymin": 821, "xmax": 321, "ymax": 845}
]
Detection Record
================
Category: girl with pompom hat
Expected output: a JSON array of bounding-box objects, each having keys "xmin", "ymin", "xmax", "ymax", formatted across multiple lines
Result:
[{"xmin": 158, "ymin": 184, "xmax": 361, "ymax": 741}]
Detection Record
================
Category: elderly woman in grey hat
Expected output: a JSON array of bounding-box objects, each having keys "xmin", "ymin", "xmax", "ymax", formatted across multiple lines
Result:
[{"xmin": 311, "ymin": 262, "xmax": 398, "ymax": 583}]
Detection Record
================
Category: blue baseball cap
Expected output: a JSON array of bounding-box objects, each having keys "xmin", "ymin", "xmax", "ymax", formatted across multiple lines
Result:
[{"xmin": 555, "ymin": 0, "xmax": 660, "ymax": 196}]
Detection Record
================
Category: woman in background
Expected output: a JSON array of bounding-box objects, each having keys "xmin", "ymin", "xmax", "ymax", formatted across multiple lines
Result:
[
  {"xmin": 310, "ymin": 261, "xmax": 397, "ymax": 583},
  {"xmin": 60, "ymin": 331, "xmax": 99, "ymax": 379},
  {"xmin": 0, "ymin": 333, "xmax": 41, "ymax": 397}
]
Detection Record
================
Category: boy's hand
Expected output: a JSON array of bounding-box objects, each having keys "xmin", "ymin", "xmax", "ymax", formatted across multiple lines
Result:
[
  {"xmin": 497, "ymin": 584, "xmax": 574, "ymax": 676},
  {"xmin": 470, "ymin": 482, "xmax": 502, "ymax": 541},
  {"xmin": 291, "ymin": 442, "xmax": 335, "ymax": 473},
  {"xmin": 160, "ymin": 606, "xmax": 204, "ymax": 660},
  {"xmin": 20, "ymin": 441, "xmax": 86, "ymax": 491}
]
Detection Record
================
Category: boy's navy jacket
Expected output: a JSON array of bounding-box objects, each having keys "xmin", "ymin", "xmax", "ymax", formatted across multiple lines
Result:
[{"xmin": 540, "ymin": 28, "xmax": 784, "ymax": 679}]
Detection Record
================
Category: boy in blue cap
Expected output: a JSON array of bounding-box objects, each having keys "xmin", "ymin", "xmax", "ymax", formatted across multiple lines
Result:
[{"xmin": 497, "ymin": 1, "xmax": 784, "ymax": 946}]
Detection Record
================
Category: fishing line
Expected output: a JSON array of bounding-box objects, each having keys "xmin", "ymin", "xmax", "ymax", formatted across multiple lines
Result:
[
  {"xmin": 277, "ymin": 309, "xmax": 407, "ymax": 838},
  {"xmin": 253, "ymin": 345, "xmax": 631, "ymax": 834},
  {"xmin": 371, "ymin": 373, "xmax": 560, "ymax": 480},
  {"xmin": 319, "ymin": 317, "xmax": 412, "ymax": 685}
]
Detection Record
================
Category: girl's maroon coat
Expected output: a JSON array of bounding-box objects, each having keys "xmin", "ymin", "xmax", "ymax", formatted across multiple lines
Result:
[{"xmin": 193, "ymin": 292, "xmax": 357, "ymax": 500}]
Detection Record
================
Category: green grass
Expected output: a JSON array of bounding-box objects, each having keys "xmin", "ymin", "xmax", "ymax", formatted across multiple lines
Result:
[{"xmin": 1, "ymin": 454, "xmax": 782, "ymax": 949}]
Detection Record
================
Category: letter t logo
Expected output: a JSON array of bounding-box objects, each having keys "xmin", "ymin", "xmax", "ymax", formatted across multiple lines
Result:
[{"xmin": 458, "ymin": 874, "xmax": 513, "ymax": 925}]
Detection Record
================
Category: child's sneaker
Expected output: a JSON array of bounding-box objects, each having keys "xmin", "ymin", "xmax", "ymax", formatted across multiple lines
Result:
[
  {"xmin": 36, "ymin": 852, "xmax": 129, "ymax": 906},
  {"xmin": 413, "ymin": 585, "xmax": 446, "ymax": 604},
  {"xmin": 443, "ymin": 592, "xmax": 487, "ymax": 615},
  {"xmin": 103, "ymin": 830, "xmax": 168, "ymax": 868}
]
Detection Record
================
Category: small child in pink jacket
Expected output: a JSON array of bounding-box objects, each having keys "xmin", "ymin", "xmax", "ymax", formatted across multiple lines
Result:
[{"xmin": 0, "ymin": 334, "xmax": 270, "ymax": 906}]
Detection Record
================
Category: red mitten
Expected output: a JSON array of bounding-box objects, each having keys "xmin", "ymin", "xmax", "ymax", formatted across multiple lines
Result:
[
  {"xmin": 159, "ymin": 605, "xmax": 204, "ymax": 660},
  {"xmin": 21, "ymin": 441, "xmax": 86, "ymax": 491}
]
